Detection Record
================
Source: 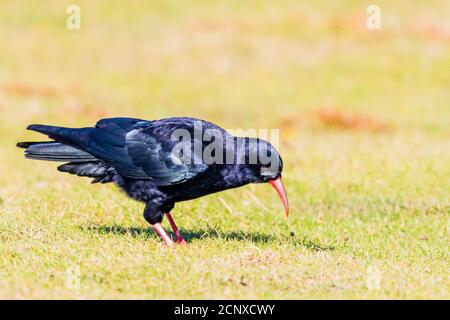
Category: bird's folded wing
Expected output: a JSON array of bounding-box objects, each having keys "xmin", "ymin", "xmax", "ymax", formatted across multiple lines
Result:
[
  {"xmin": 89, "ymin": 120, "xmax": 208, "ymax": 185},
  {"xmin": 27, "ymin": 117, "xmax": 209, "ymax": 186}
]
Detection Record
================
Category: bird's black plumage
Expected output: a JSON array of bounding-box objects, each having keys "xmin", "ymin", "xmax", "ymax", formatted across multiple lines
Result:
[{"xmin": 18, "ymin": 117, "xmax": 284, "ymax": 230}]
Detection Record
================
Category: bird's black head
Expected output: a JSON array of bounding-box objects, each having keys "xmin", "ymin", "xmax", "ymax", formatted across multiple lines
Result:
[
  {"xmin": 245, "ymin": 138, "xmax": 283, "ymax": 182},
  {"xmin": 244, "ymin": 138, "xmax": 288, "ymax": 216}
]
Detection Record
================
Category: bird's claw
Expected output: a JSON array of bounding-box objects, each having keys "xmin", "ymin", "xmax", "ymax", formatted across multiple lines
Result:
[{"xmin": 175, "ymin": 237, "xmax": 187, "ymax": 245}]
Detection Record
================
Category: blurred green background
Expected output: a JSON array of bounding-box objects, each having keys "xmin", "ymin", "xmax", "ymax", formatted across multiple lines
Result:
[{"xmin": 0, "ymin": 1, "xmax": 448, "ymax": 299}]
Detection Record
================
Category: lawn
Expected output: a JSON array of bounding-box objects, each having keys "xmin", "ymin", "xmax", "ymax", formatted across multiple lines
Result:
[{"xmin": 0, "ymin": 1, "xmax": 448, "ymax": 299}]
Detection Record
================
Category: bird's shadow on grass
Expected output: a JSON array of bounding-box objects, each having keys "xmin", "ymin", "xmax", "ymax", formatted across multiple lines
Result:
[{"xmin": 85, "ymin": 225, "xmax": 335, "ymax": 252}]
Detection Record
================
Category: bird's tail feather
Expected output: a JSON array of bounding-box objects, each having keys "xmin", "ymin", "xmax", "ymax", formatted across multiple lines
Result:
[
  {"xmin": 26, "ymin": 124, "xmax": 90, "ymax": 146},
  {"xmin": 26, "ymin": 124, "xmax": 70, "ymax": 137},
  {"xmin": 17, "ymin": 141, "xmax": 96, "ymax": 162},
  {"xmin": 57, "ymin": 162, "xmax": 114, "ymax": 183}
]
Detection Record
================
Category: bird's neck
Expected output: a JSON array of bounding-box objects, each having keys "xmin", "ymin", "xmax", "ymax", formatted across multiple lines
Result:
[{"xmin": 218, "ymin": 164, "xmax": 258, "ymax": 188}]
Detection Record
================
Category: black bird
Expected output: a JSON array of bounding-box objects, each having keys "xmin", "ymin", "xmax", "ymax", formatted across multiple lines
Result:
[{"xmin": 17, "ymin": 117, "xmax": 288, "ymax": 245}]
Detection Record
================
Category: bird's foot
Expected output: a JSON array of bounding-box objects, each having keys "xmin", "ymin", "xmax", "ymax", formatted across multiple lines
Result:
[{"xmin": 175, "ymin": 234, "xmax": 187, "ymax": 245}]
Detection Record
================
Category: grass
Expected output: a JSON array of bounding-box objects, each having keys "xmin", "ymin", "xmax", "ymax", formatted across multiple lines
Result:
[{"xmin": 0, "ymin": 0, "xmax": 449, "ymax": 299}]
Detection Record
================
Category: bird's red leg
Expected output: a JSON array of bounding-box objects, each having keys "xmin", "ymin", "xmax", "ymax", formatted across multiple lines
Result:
[
  {"xmin": 152, "ymin": 223, "xmax": 174, "ymax": 246},
  {"xmin": 166, "ymin": 212, "xmax": 186, "ymax": 244}
]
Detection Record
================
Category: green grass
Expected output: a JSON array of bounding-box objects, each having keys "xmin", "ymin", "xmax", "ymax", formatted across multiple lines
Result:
[{"xmin": 0, "ymin": 0, "xmax": 449, "ymax": 299}]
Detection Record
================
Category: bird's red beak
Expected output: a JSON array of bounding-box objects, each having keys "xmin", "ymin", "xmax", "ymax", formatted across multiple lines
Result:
[{"xmin": 269, "ymin": 177, "xmax": 289, "ymax": 217}]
